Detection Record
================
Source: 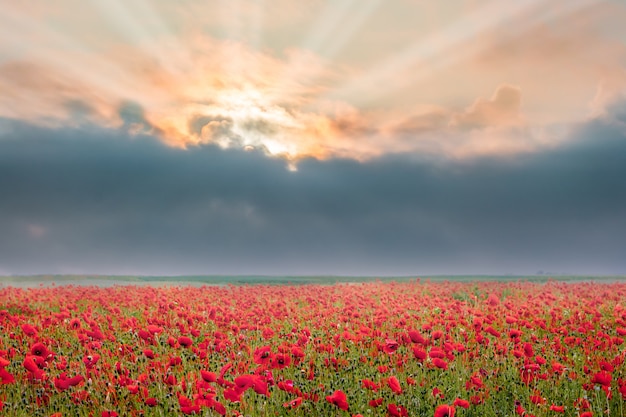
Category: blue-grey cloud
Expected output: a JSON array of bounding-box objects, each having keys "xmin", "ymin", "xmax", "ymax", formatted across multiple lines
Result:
[{"xmin": 0, "ymin": 107, "xmax": 625, "ymax": 276}]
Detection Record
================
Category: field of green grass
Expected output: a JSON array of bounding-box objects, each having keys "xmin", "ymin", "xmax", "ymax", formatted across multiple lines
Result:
[{"xmin": 1, "ymin": 274, "xmax": 625, "ymax": 287}]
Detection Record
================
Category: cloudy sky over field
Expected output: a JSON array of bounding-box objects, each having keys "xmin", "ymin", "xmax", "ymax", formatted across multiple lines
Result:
[{"xmin": 1, "ymin": 0, "xmax": 626, "ymax": 275}]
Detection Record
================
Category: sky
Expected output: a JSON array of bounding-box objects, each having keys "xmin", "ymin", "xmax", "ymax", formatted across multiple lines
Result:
[{"xmin": 1, "ymin": 0, "xmax": 626, "ymax": 276}]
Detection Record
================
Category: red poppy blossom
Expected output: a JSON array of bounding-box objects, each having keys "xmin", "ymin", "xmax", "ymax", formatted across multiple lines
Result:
[
  {"xmin": 453, "ymin": 398, "xmax": 470, "ymax": 409},
  {"xmin": 54, "ymin": 374, "xmax": 84, "ymax": 391},
  {"xmin": 413, "ymin": 347, "xmax": 427, "ymax": 361},
  {"xmin": 0, "ymin": 368, "xmax": 15, "ymax": 384},
  {"xmin": 433, "ymin": 358, "xmax": 448, "ymax": 370},
  {"xmin": 253, "ymin": 346, "xmax": 273, "ymax": 365},
  {"xmin": 362, "ymin": 378, "xmax": 379, "ymax": 391},
  {"xmin": 384, "ymin": 339, "xmax": 399, "ymax": 354},
  {"xmin": 178, "ymin": 336, "xmax": 193, "ymax": 348},
  {"xmin": 201, "ymin": 370, "xmax": 217, "ymax": 383},
  {"xmin": 591, "ymin": 371, "xmax": 612, "ymax": 387},
  {"xmin": 283, "ymin": 397, "xmax": 302, "ymax": 408},
  {"xmin": 326, "ymin": 390, "xmax": 349, "ymax": 410},
  {"xmin": 388, "ymin": 376, "xmax": 403, "ymax": 394},
  {"xmin": 388, "ymin": 403, "xmax": 408, "ymax": 417},
  {"xmin": 82, "ymin": 354, "xmax": 100, "ymax": 369},
  {"xmin": 271, "ymin": 353, "xmax": 291, "ymax": 369},
  {"xmin": 434, "ymin": 404, "xmax": 455, "ymax": 417},
  {"xmin": 21, "ymin": 324, "xmax": 37, "ymax": 337},
  {"xmin": 369, "ymin": 398, "xmax": 383, "ymax": 407},
  {"xmin": 30, "ymin": 343, "xmax": 50, "ymax": 358}
]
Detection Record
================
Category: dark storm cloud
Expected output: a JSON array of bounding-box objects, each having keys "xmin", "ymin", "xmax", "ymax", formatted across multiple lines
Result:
[
  {"xmin": 0, "ymin": 109, "xmax": 625, "ymax": 276},
  {"xmin": 118, "ymin": 101, "xmax": 152, "ymax": 130}
]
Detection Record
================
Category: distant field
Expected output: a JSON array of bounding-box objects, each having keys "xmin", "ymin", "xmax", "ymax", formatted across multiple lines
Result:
[{"xmin": 0, "ymin": 274, "xmax": 625, "ymax": 287}]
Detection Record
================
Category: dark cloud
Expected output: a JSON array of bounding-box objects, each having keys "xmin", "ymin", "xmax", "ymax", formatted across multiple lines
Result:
[
  {"xmin": 0, "ymin": 108, "xmax": 625, "ymax": 276},
  {"xmin": 188, "ymin": 114, "xmax": 233, "ymax": 136},
  {"xmin": 239, "ymin": 118, "xmax": 280, "ymax": 136},
  {"xmin": 118, "ymin": 101, "xmax": 151, "ymax": 131}
]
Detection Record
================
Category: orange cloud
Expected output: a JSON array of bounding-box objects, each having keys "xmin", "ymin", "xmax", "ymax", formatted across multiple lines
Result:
[
  {"xmin": 452, "ymin": 85, "xmax": 523, "ymax": 129},
  {"xmin": 0, "ymin": 28, "xmax": 579, "ymax": 162},
  {"xmin": 470, "ymin": 2, "xmax": 626, "ymax": 125}
]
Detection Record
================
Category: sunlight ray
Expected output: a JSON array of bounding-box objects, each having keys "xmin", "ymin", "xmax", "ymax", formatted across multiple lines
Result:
[
  {"xmin": 217, "ymin": 0, "xmax": 246, "ymax": 79},
  {"xmin": 86, "ymin": 0, "xmax": 190, "ymax": 78},
  {"xmin": 322, "ymin": 0, "xmax": 383, "ymax": 60},
  {"xmin": 298, "ymin": 0, "xmax": 362, "ymax": 54},
  {"xmin": 119, "ymin": 0, "xmax": 195, "ymax": 73},
  {"xmin": 0, "ymin": 7, "xmax": 166, "ymax": 114},
  {"xmin": 243, "ymin": 0, "xmax": 266, "ymax": 79},
  {"xmin": 322, "ymin": 0, "xmax": 600, "ymax": 106},
  {"xmin": 270, "ymin": 0, "xmax": 382, "ymax": 109},
  {"xmin": 271, "ymin": 0, "xmax": 368, "ymax": 103},
  {"xmin": 248, "ymin": 0, "xmax": 265, "ymax": 53}
]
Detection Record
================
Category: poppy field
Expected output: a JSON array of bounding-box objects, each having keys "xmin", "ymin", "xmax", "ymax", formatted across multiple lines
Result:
[{"xmin": 1, "ymin": 280, "xmax": 625, "ymax": 417}]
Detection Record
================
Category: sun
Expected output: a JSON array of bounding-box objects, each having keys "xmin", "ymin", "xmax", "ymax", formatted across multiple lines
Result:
[{"xmin": 146, "ymin": 85, "xmax": 305, "ymax": 160}]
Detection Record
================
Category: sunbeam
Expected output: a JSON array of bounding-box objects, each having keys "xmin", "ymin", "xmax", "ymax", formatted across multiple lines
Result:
[
  {"xmin": 323, "ymin": 0, "xmax": 600, "ymax": 107},
  {"xmin": 86, "ymin": 0, "xmax": 194, "ymax": 77},
  {"xmin": 248, "ymin": 0, "xmax": 265, "ymax": 53},
  {"xmin": 321, "ymin": 0, "xmax": 383, "ymax": 60},
  {"xmin": 0, "ymin": 7, "xmax": 158, "ymax": 121}
]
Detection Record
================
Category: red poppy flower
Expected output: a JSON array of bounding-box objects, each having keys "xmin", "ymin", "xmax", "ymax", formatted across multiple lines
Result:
[
  {"xmin": 591, "ymin": 371, "xmax": 612, "ymax": 387},
  {"xmin": 388, "ymin": 403, "xmax": 408, "ymax": 417},
  {"xmin": 223, "ymin": 387, "xmax": 242, "ymax": 403},
  {"xmin": 283, "ymin": 397, "xmax": 302, "ymax": 408},
  {"xmin": 180, "ymin": 405, "xmax": 201, "ymax": 415},
  {"xmin": 388, "ymin": 376, "xmax": 403, "ymax": 394},
  {"xmin": 413, "ymin": 347, "xmax": 427, "ymax": 361},
  {"xmin": 369, "ymin": 398, "xmax": 383, "ymax": 407},
  {"xmin": 21, "ymin": 324, "xmax": 37, "ymax": 337},
  {"xmin": 0, "ymin": 368, "xmax": 15, "ymax": 384},
  {"xmin": 271, "ymin": 353, "xmax": 291, "ymax": 369},
  {"xmin": 408, "ymin": 330, "xmax": 427, "ymax": 344},
  {"xmin": 362, "ymin": 378, "xmax": 379, "ymax": 391},
  {"xmin": 54, "ymin": 374, "xmax": 84, "ymax": 391},
  {"xmin": 433, "ymin": 358, "xmax": 448, "ymax": 370},
  {"xmin": 201, "ymin": 370, "xmax": 217, "ymax": 383},
  {"xmin": 453, "ymin": 398, "xmax": 470, "ymax": 408},
  {"xmin": 82, "ymin": 354, "xmax": 100, "ymax": 369},
  {"xmin": 434, "ymin": 404, "xmax": 455, "ymax": 417},
  {"xmin": 147, "ymin": 324, "xmax": 163, "ymax": 334},
  {"xmin": 178, "ymin": 336, "xmax": 193, "ymax": 348},
  {"xmin": 30, "ymin": 343, "xmax": 50, "ymax": 358},
  {"xmin": 326, "ymin": 390, "xmax": 349, "ymax": 410},
  {"xmin": 23, "ymin": 355, "xmax": 45, "ymax": 380},
  {"xmin": 384, "ymin": 339, "xmax": 399, "ymax": 354},
  {"xmin": 234, "ymin": 374, "xmax": 256, "ymax": 391},
  {"xmin": 530, "ymin": 394, "xmax": 546, "ymax": 405},
  {"xmin": 253, "ymin": 346, "xmax": 273, "ymax": 365}
]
